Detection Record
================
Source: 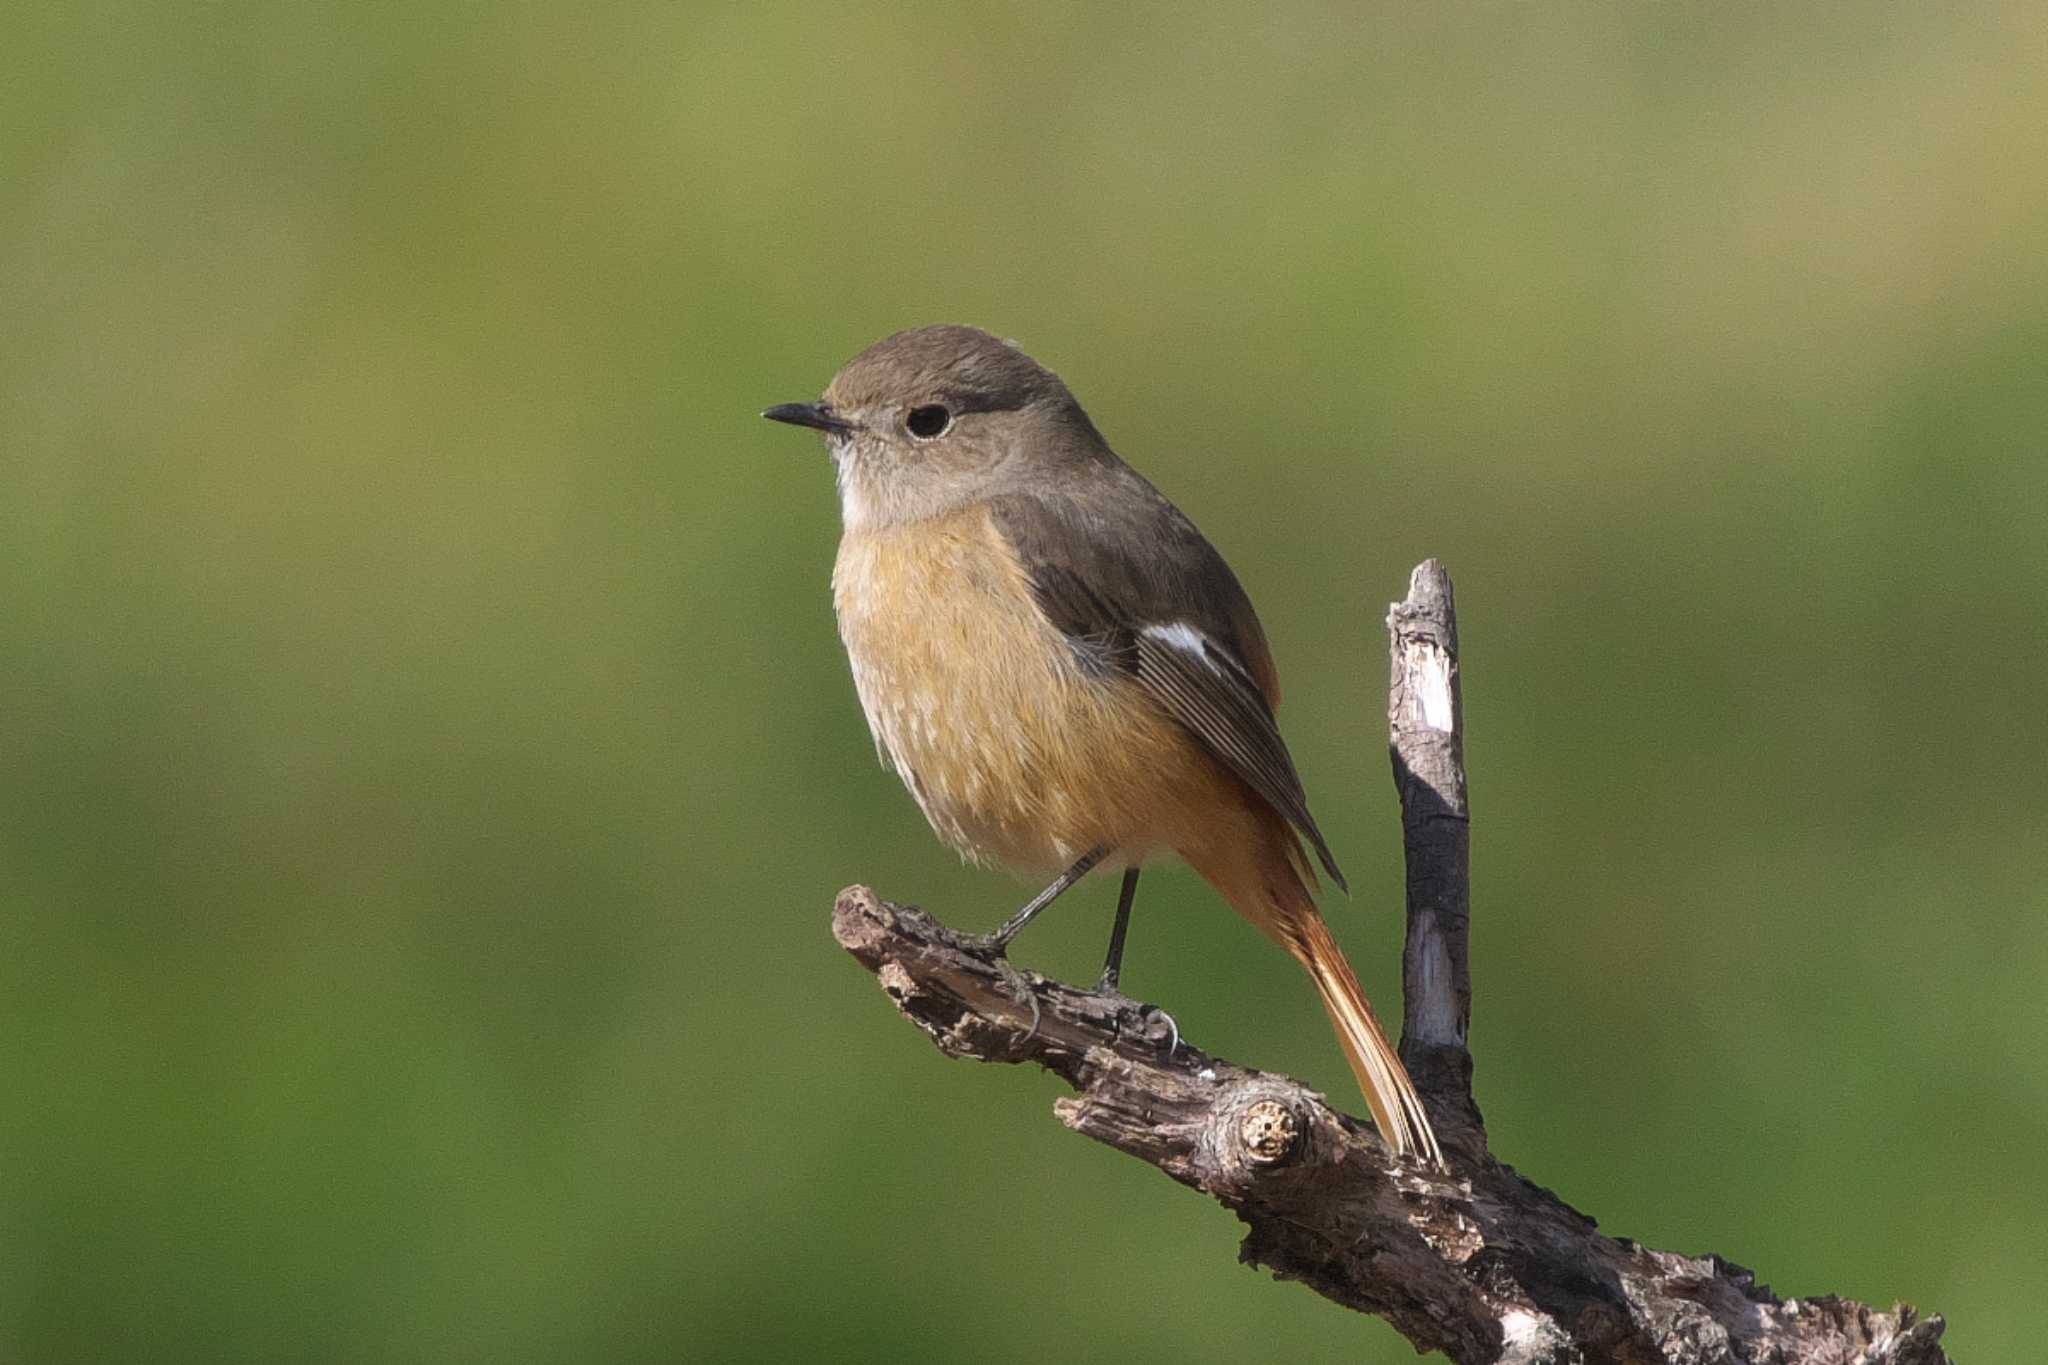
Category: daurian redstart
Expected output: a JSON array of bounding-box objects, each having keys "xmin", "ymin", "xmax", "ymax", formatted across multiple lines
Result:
[{"xmin": 765, "ymin": 325, "xmax": 1441, "ymax": 1165}]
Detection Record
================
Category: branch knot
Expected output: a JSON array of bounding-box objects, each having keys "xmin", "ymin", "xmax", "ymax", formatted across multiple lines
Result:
[{"xmin": 1236, "ymin": 1098, "xmax": 1306, "ymax": 1168}]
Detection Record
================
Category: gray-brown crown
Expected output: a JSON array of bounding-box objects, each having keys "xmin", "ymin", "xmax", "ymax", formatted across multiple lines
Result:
[{"xmin": 824, "ymin": 325, "xmax": 1072, "ymax": 418}]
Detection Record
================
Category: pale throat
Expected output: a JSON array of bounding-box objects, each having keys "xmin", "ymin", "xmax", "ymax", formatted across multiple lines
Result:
[
  {"xmin": 831, "ymin": 445, "xmax": 887, "ymax": 534},
  {"xmin": 832, "ymin": 444, "xmax": 987, "ymax": 535}
]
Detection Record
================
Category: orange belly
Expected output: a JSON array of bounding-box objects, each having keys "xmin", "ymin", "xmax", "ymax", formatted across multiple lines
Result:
[{"xmin": 832, "ymin": 504, "xmax": 1236, "ymax": 874}]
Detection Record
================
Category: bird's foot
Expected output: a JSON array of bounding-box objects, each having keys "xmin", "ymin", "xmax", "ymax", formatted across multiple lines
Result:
[
  {"xmin": 959, "ymin": 928, "xmax": 1013, "ymax": 958},
  {"xmin": 960, "ymin": 931, "xmax": 1044, "ymax": 1044},
  {"xmin": 1080, "ymin": 978, "xmax": 1180, "ymax": 1058}
]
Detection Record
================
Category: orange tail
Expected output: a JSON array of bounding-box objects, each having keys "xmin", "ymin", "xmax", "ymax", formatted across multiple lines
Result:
[
  {"xmin": 1182, "ymin": 807, "xmax": 1443, "ymax": 1165},
  {"xmin": 1286, "ymin": 911, "xmax": 1442, "ymax": 1166}
]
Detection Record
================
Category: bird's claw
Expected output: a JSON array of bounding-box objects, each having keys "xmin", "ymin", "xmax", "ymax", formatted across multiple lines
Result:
[
  {"xmin": 1148, "ymin": 1005, "xmax": 1181, "ymax": 1058},
  {"xmin": 1086, "ymin": 984, "xmax": 1179, "ymax": 1059},
  {"xmin": 981, "ymin": 950, "xmax": 1042, "ymax": 1047}
]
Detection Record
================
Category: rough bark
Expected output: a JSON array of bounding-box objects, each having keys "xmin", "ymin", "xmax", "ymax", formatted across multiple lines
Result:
[{"xmin": 831, "ymin": 560, "xmax": 1950, "ymax": 1365}]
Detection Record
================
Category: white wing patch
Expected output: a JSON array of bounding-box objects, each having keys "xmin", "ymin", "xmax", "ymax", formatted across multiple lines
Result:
[{"xmin": 1142, "ymin": 622, "xmax": 1222, "ymax": 667}]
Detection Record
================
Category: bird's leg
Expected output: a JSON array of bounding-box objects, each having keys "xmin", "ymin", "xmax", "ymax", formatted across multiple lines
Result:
[
  {"xmin": 976, "ymin": 845, "xmax": 1108, "ymax": 953},
  {"xmin": 963, "ymin": 850, "xmax": 1176, "ymax": 1056},
  {"xmin": 967, "ymin": 846, "xmax": 1107, "ymax": 1043},
  {"xmin": 1095, "ymin": 867, "xmax": 1141, "ymax": 990},
  {"xmin": 1083, "ymin": 867, "xmax": 1178, "ymax": 1058}
]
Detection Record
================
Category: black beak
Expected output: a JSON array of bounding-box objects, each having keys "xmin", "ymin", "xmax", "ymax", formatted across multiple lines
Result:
[{"xmin": 761, "ymin": 401, "xmax": 853, "ymax": 435}]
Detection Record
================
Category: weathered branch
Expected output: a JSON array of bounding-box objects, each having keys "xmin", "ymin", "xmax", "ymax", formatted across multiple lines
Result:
[
  {"xmin": 833, "ymin": 560, "xmax": 1950, "ymax": 1365},
  {"xmin": 1388, "ymin": 560, "xmax": 1483, "ymax": 1159}
]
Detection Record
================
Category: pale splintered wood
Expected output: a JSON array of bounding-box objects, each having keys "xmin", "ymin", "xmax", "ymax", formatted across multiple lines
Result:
[{"xmin": 1386, "ymin": 559, "xmax": 1478, "ymax": 1146}]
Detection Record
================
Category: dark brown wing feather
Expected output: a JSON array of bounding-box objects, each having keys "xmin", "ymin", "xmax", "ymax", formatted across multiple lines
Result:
[{"xmin": 988, "ymin": 480, "xmax": 1348, "ymax": 892}]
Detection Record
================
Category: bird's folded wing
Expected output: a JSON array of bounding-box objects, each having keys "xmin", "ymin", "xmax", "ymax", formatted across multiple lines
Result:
[{"xmin": 988, "ymin": 489, "xmax": 1347, "ymax": 892}]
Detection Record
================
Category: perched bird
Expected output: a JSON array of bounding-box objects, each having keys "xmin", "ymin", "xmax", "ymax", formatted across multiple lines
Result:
[{"xmin": 765, "ymin": 325, "xmax": 1440, "ymax": 1165}]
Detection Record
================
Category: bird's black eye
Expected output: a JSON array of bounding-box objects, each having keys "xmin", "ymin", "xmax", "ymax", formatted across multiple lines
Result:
[{"xmin": 905, "ymin": 404, "xmax": 951, "ymax": 439}]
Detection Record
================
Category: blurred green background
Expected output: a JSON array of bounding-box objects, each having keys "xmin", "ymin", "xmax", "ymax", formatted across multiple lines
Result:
[{"xmin": 6, "ymin": 2, "xmax": 2045, "ymax": 1361}]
